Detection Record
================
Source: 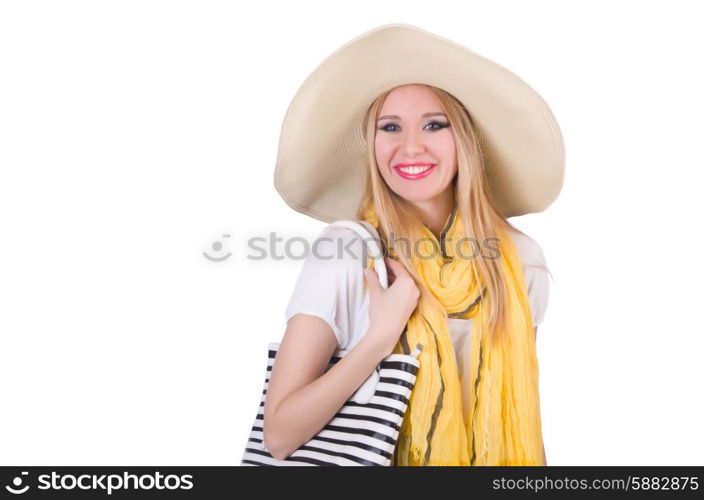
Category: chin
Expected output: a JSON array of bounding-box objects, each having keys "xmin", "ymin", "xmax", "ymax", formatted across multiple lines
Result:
[{"xmin": 392, "ymin": 187, "xmax": 445, "ymax": 203}]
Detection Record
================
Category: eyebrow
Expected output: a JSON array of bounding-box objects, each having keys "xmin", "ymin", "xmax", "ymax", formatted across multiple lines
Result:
[{"xmin": 377, "ymin": 112, "xmax": 447, "ymax": 122}]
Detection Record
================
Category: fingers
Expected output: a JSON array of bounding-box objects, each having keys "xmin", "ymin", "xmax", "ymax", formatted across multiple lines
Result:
[
  {"xmin": 384, "ymin": 256, "xmax": 409, "ymax": 278},
  {"xmin": 381, "ymin": 256, "xmax": 395, "ymax": 284},
  {"xmin": 363, "ymin": 267, "xmax": 382, "ymax": 294}
]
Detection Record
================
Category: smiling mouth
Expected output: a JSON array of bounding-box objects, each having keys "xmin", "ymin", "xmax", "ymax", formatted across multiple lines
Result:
[{"xmin": 394, "ymin": 164, "xmax": 436, "ymax": 180}]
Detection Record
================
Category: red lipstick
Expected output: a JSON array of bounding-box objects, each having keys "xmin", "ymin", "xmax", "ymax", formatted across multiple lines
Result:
[{"xmin": 393, "ymin": 162, "xmax": 436, "ymax": 180}]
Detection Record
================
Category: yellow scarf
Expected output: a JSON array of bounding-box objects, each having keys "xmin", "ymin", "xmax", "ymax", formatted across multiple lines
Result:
[{"xmin": 361, "ymin": 203, "xmax": 546, "ymax": 466}]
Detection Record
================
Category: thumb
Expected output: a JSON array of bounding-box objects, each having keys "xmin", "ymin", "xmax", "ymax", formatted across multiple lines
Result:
[
  {"xmin": 384, "ymin": 256, "xmax": 406, "ymax": 275},
  {"xmin": 363, "ymin": 267, "xmax": 382, "ymax": 294}
]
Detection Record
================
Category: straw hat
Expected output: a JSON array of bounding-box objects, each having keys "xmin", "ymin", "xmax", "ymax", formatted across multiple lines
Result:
[{"xmin": 274, "ymin": 23, "xmax": 565, "ymax": 222}]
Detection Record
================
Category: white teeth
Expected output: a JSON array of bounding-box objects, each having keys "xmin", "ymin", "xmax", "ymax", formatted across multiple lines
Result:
[{"xmin": 398, "ymin": 165, "xmax": 433, "ymax": 174}]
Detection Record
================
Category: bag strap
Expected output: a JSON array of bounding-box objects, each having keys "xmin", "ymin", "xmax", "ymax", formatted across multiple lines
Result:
[{"xmin": 328, "ymin": 219, "xmax": 388, "ymax": 290}]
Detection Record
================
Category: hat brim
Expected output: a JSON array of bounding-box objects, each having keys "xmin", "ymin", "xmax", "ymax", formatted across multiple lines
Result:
[{"xmin": 274, "ymin": 23, "xmax": 565, "ymax": 222}]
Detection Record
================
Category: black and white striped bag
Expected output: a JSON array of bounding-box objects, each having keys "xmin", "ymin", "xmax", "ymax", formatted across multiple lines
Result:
[
  {"xmin": 240, "ymin": 220, "xmax": 423, "ymax": 466},
  {"xmin": 240, "ymin": 343, "xmax": 421, "ymax": 466}
]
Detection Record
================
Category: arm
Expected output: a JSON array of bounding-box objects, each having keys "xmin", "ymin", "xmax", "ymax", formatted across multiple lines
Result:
[{"xmin": 262, "ymin": 313, "xmax": 390, "ymax": 461}]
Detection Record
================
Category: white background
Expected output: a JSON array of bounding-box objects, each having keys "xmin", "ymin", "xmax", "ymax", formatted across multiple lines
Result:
[{"xmin": 1, "ymin": 0, "xmax": 702, "ymax": 466}]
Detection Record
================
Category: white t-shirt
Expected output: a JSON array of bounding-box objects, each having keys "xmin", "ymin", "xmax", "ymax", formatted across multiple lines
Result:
[{"xmin": 283, "ymin": 223, "xmax": 550, "ymax": 411}]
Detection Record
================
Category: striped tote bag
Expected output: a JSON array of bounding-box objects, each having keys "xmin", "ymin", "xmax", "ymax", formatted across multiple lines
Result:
[
  {"xmin": 240, "ymin": 219, "xmax": 423, "ymax": 466},
  {"xmin": 240, "ymin": 343, "xmax": 422, "ymax": 466}
]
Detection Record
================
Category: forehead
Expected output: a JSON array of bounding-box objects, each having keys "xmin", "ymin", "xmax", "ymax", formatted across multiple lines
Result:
[{"xmin": 380, "ymin": 84, "xmax": 443, "ymax": 113}]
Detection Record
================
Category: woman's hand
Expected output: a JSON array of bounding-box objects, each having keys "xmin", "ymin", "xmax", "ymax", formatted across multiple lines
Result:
[{"xmin": 363, "ymin": 256, "xmax": 420, "ymax": 356}]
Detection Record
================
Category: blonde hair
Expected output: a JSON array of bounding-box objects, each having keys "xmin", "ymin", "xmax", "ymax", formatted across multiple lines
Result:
[{"xmin": 356, "ymin": 84, "xmax": 527, "ymax": 339}]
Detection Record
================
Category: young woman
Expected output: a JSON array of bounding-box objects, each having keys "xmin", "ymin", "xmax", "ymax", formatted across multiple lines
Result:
[{"xmin": 263, "ymin": 24, "xmax": 564, "ymax": 466}]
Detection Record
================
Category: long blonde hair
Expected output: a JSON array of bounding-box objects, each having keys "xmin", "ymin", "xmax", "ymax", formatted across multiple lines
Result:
[{"xmin": 356, "ymin": 84, "xmax": 527, "ymax": 342}]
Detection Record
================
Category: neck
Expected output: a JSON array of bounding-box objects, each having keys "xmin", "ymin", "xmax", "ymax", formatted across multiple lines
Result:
[{"xmin": 412, "ymin": 191, "xmax": 456, "ymax": 240}]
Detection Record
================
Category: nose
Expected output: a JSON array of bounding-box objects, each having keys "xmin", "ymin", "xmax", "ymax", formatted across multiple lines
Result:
[{"xmin": 402, "ymin": 128, "xmax": 425, "ymax": 156}]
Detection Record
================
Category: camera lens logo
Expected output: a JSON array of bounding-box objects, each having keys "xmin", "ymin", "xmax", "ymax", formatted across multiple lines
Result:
[
  {"xmin": 203, "ymin": 234, "xmax": 232, "ymax": 262},
  {"xmin": 5, "ymin": 471, "xmax": 29, "ymax": 495}
]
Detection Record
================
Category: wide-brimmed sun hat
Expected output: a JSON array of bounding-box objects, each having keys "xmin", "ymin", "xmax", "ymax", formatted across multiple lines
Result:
[{"xmin": 273, "ymin": 23, "xmax": 565, "ymax": 223}]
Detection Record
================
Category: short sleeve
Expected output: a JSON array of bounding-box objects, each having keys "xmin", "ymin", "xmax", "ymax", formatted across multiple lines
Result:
[
  {"xmin": 283, "ymin": 225, "xmax": 368, "ymax": 349},
  {"xmin": 524, "ymin": 265, "xmax": 550, "ymax": 327},
  {"xmin": 509, "ymin": 230, "xmax": 551, "ymax": 328}
]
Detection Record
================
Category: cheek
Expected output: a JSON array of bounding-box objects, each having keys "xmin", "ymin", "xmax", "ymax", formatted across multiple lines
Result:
[
  {"xmin": 374, "ymin": 136, "xmax": 395, "ymax": 164},
  {"xmin": 446, "ymin": 146, "xmax": 458, "ymax": 172},
  {"xmin": 436, "ymin": 136, "xmax": 457, "ymax": 168}
]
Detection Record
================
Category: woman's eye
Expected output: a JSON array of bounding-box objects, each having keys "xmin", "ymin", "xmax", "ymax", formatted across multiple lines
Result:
[
  {"xmin": 378, "ymin": 123, "xmax": 399, "ymax": 132},
  {"xmin": 426, "ymin": 121, "xmax": 450, "ymax": 131},
  {"xmin": 377, "ymin": 121, "xmax": 450, "ymax": 132}
]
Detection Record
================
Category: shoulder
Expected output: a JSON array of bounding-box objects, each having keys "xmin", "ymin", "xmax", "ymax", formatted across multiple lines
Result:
[
  {"xmin": 284, "ymin": 223, "xmax": 369, "ymax": 349},
  {"xmin": 296, "ymin": 223, "xmax": 368, "ymax": 278},
  {"xmin": 311, "ymin": 224, "xmax": 368, "ymax": 263},
  {"xmin": 317, "ymin": 223, "xmax": 365, "ymax": 243},
  {"xmin": 506, "ymin": 228, "xmax": 548, "ymax": 269},
  {"xmin": 506, "ymin": 228, "xmax": 551, "ymax": 326}
]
